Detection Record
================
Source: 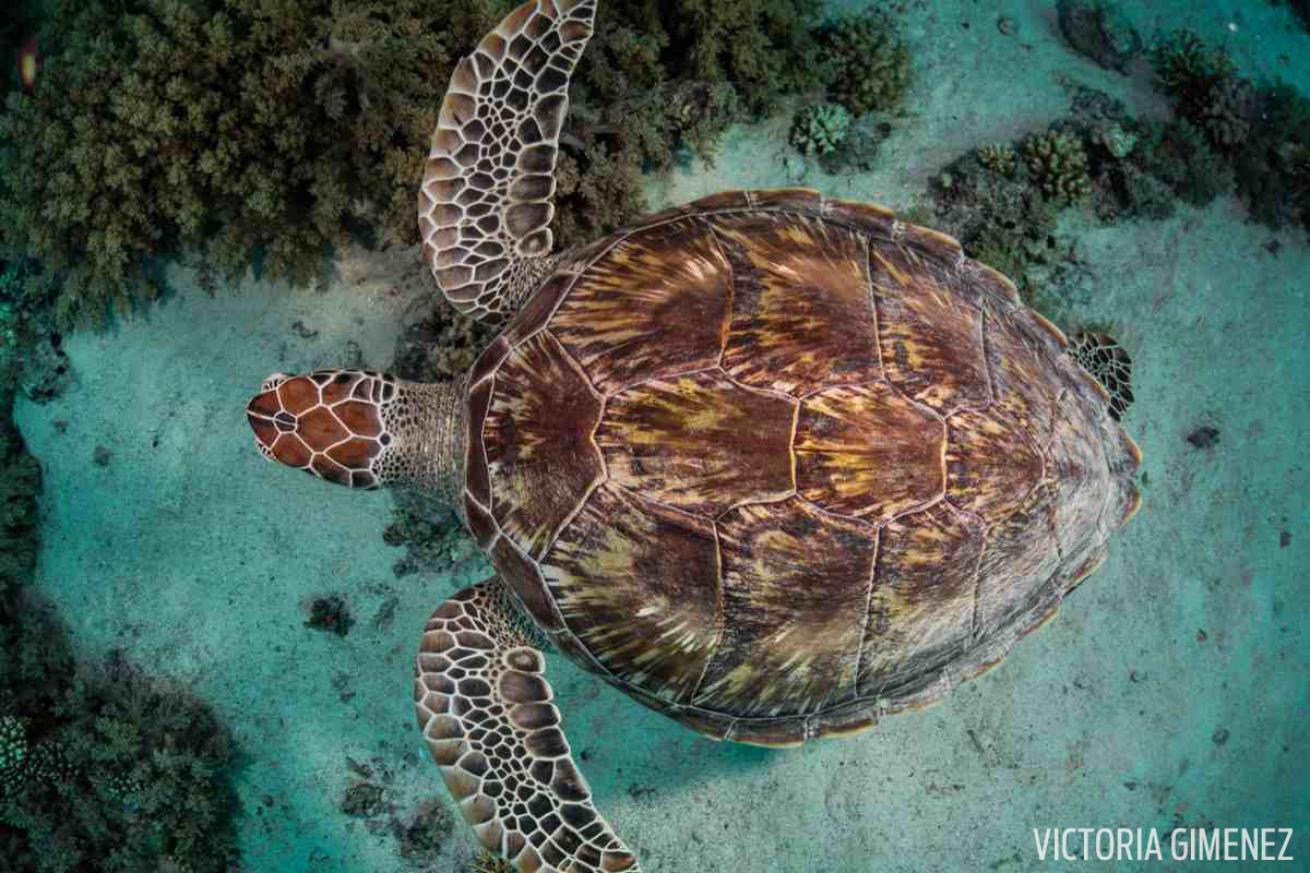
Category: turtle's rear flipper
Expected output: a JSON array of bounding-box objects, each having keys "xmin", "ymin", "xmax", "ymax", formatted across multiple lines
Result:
[
  {"xmin": 419, "ymin": 0, "xmax": 596, "ymax": 323},
  {"xmin": 415, "ymin": 579, "xmax": 640, "ymax": 873},
  {"xmin": 1069, "ymin": 331, "xmax": 1134, "ymax": 421}
]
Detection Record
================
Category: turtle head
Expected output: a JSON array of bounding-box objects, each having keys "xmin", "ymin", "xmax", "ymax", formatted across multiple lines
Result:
[{"xmin": 245, "ymin": 369, "xmax": 463, "ymax": 492}]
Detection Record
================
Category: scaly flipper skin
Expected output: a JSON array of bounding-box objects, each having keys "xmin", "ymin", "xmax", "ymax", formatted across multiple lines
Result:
[
  {"xmin": 418, "ymin": 0, "xmax": 596, "ymax": 323},
  {"xmin": 415, "ymin": 580, "xmax": 640, "ymax": 873}
]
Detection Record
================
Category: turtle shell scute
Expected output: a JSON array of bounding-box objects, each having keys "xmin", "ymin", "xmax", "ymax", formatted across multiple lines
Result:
[{"xmin": 463, "ymin": 192, "xmax": 1140, "ymax": 736}]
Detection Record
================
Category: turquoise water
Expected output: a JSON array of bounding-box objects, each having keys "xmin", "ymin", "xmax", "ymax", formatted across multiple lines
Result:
[{"xmin": 7, "ymin": 1, "xmax": 1308, "ymax": 871}]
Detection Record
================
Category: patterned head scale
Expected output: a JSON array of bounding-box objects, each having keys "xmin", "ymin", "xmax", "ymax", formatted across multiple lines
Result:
[{"xmin": 245, "ymin": 370, "xmax": 399, "ymax": 489}]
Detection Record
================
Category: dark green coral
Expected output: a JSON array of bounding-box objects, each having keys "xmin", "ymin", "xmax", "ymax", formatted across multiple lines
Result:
[
  {"xmin": 1150, "ymin": 29, "xmax": 1255, "ymax": 152},
  {"xmin": 1152, "ymin": 29, "xmax": 1235, "ymax": 100},
  {"xmin": 0, "ymin": 0, "xmax": 483, "ymax": 324},
  {"xmin": 1024, "ymin": 130, "xmax": 1093, "ymax": 202},
  {"xmin": 977, "ymin": 143, "xmax": 1018, "ymax": 177},
  {"xmin": 1149, "ymin": 30, "xmax": 1309, "ymax": 233},
  {"xmin": 928, "ymin": 149, "xmax": 1062, "ymax": 297},
  {"xmin": 817, "ymin": 9, "xmax": 913, "ymax": 116},
  {"xmin": 1233, "ymin": 82, "xmax": 1310, "ymax": 231},
  {"xmin": 1, "ymin": 0, "xmax": 823, "ymax": 326},
  {"xmin": 1135, "ymin": 119, "xmax": 1231, "ymax": 208},
  {"xmin": 1197, "ymin": 77, "xmax": 1255, "ymax": 148},
  {"xmin": 790, "ymin": 103, "xmax": 851, "ymax": 156}
]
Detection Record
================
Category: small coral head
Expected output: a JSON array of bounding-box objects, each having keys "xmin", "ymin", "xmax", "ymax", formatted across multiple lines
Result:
[
  {"xmin": 17, "ymin": 35, "xmax": 40, "ymax": 94},
  {"xmin": 246, "ymin": 369, "xmax": 400, "ymax": 489}
]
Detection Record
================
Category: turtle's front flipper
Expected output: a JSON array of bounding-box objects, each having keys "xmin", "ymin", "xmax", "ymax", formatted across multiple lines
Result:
[
  {"xmin": 415, "ymin": 579, "xmax": 640, "ymax": 873},
  {"xmin": 419, "ymin": 0, "xmax": 596, "ymax": 323}
]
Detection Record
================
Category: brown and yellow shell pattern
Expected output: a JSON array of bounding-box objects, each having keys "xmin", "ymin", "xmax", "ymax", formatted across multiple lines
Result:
[{"xmin": 461, "ymin": 189, "xmax": 1141, "ymax": 746}]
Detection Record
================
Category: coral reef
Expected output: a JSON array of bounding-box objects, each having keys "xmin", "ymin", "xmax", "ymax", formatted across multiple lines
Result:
[
  {"xmin": 1056, "ymin": 0, "xmax": 1142, "ymax": 73},
  {"xmin": 817, "ymin": 115, "xmax": 889, "ymax": 174},
  {"xmin": 383, "ymin": 492, "xmax": 476, "ymax": 577},
  {"xmin": 0, "ymin": 259, "xmax": 72, "ymax": 404},
  {"xmin": 928, "ymin": 62, "xmax": 1309, "ymax": 327},
  {"xmin": 929, "ymin": 148, "xmax": 1062, "ymax": 297},
  {"xmin": 0, "ymin": 0, "xmax": 465, "ymax": 323},
  {"xmin": 816, "ymin": 9, "xmax": 913, "ymax": 116},
  {"xmin": 469, "ymin": 852, "xmax": 516, "ymax": 873},
  {"xmin": 0, "ymin": 714, "xmax": 25, "ymax": 781},
  {"xmin": 393, "ymin": 798, "xmax": 454, "ymax": 864},
  {"xmin": 1232, "ymin": 83, "xmax": 1310, "ymax": 231},
  {"xmin": 1186, "ymin": 425, "xmax": 1221, "ymax": 450},
  {"xmin": 1024, "ymin": 130, "xmax": 1093, "ymax": 203},
  {"xmin": 1096, "ymin": 123, "xmax": 1137, "ymax": 159},
  {"xmin": 1195, "ymin": 76, "xmax": 1256, "ymax": 149},
  {"xmin": 790, "ymin": 103, "xmax": 852, "ymax": 156},
  {"xmin": 1135, "ymin": 120, "xmax": 1231, "ymax": 208},
  {"xmin": 1148, "ymin": 31, "xmax": 1309, "ymax": 233},
  {"xmin": 0, "ymin": 389, "xmax": 48, "ymax": 690},
  {"xmin": 0, "ymin": 355, "xmax": 240, "ymax": 870},
  {"xmin": 0, "ymin": 0, "xmax": 823, "ymax": 325},
  {"xmin": 552, "ymin": 145, "xmax": 648, "ymax": 252},
  {"xmin": 1150, "ymin": 29, "xmax": 1240, "ymax": 141},
  {"xmin": 1152, "ymin": 30, "xmax": 1234, "ymax": 97},
  {"xmin": 341, "ymin": 780, "xmax": 387, "ymax": 818},
  {"xmin": 0, "ymin": 653, "xmax": 241, "ymax": 872},
  {"xmin": 977, "ymin": 143, "xmax": 1018, "ymax": 177},
  {"xmin": 537, "ymin": 0, "xmax": 824, "ymax": 242}
]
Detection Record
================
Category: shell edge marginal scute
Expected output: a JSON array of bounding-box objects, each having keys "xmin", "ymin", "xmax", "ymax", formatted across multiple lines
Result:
[{"xmin": 462, "ymin": 190, "xmax": 1134, "ymax": 735}]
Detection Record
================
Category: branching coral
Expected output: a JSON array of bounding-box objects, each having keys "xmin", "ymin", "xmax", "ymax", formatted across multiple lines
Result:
[
  {"xmin": 1149, "ymin": 31, "xmax": 1308, "ymax": 233},
  {"xmin": 790, "ymin": 103, "xmax": 851, "ymax": 156},
  {"xmin": 1152, "ymin": 30, "xmax": 1235, "ymax": 98},
  {"xmin": 817, "ymin": 115, "xmax": 888, "ymax": 174},
  {"xmin": 1195, "ymin": 76, "xmax": 1256, "ymax": 149},
  {"xmin": 1136, "ymin": 119, "xmax": 1231, "ymax": 207},
  {"xmin": 1, "ymin": 0, "xmax": 823, "ymax": 326},
  {"xmin": 0, "ymin": 0, "xmax": 475, "ymax": 324},
  {"xmin": 977, "ymin": 143, "xmax": 1017, "ymax": 176},
  {"xmin": 1024, "ymin": 130, "xmax": 1093, "ymax": 202},
  {"xmin": 655, "ymin": 0, "xmax": 823, "ymax": 116},
  {"xmin": 393, "ymin": 798, "xmax": 455, "ymax": 863},
  {"xmin": 557, "ymin": 0, "xmax": 822, "ymax": 242},
  {"xmin": 928, "ymin": 149, "xmax": 1062, "ymax": 297},
  {"xmin": 1232, "ymin": 82, "xmax": 1310, "ymax": 231},
  {"xmin": 817, "ymin": 9, "xmax": 913, "ymax": 116},
  {"xmin": 1, "ymin": 649, "xmax": 242, "ymax": 872},
  {"xmin": 927, "ymin": 45, "xmax": 1308, "ymax": 314}
]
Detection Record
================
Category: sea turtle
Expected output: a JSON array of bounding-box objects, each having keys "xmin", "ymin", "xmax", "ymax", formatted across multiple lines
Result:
[{"xmin": 244, "ymin": 1, "xmax": 1141, "ymax": 869}]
